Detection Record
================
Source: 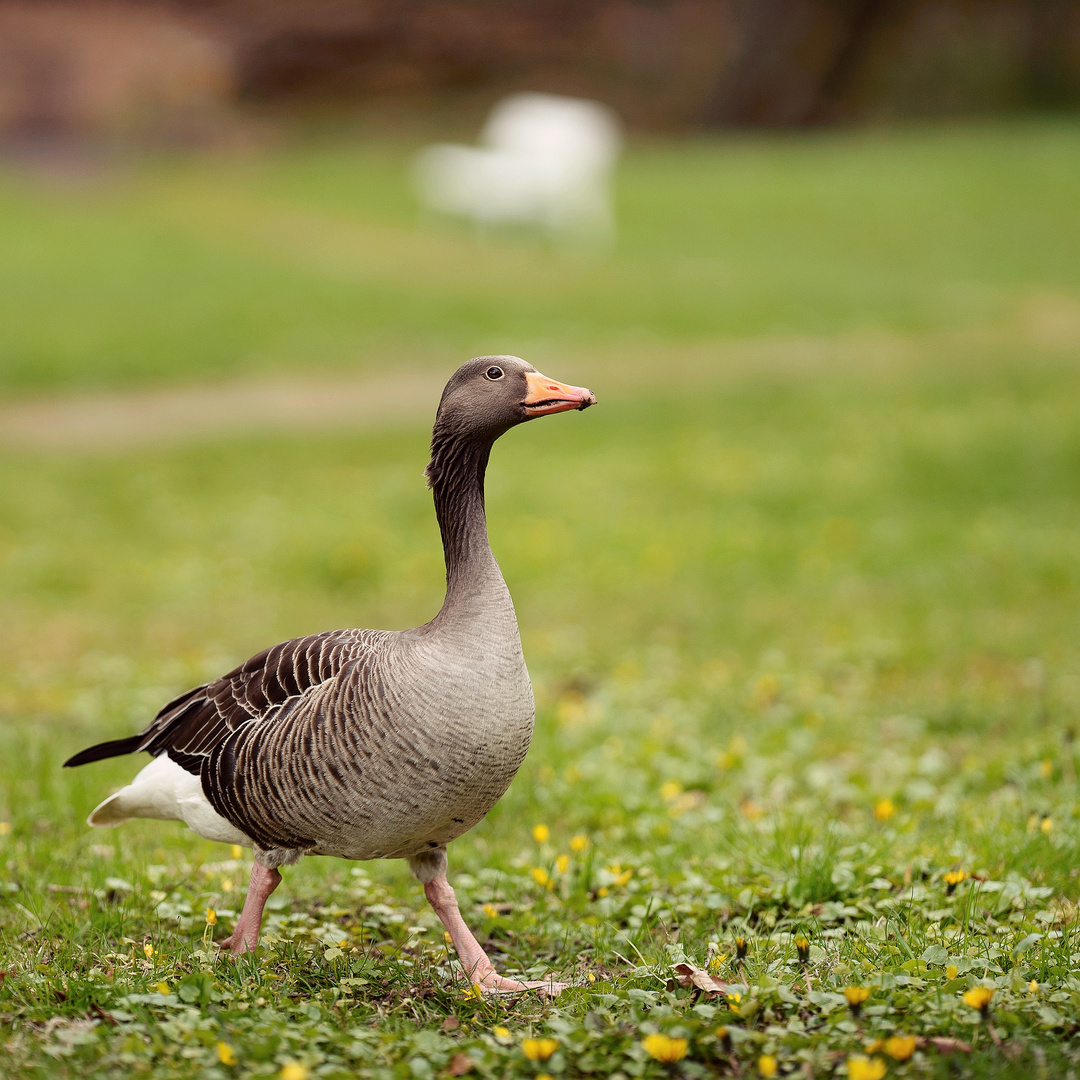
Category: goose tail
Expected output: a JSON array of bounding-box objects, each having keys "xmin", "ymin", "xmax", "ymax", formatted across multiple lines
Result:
[
  {"xmin": 87, "ymin": 791, "xmax": 131, "ymax": 827},
  {"xmin": 64, "ymin": 735, "xmax": 144, "ymax": 768}
]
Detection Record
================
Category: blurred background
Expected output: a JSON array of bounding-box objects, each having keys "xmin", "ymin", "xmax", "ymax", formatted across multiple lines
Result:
[
  {"xmin": 1, "ymin": 1, "xmax": 1080, "ymax": 895},
  {"xmin": 3, "ymin": 0, "xmax": 1080, "ymax": 139}
]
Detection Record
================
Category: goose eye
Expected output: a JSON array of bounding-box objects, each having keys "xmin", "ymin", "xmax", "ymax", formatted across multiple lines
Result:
[{"xmin": 485, "ymin": 366, "xmax": 504, "ymax": 380}]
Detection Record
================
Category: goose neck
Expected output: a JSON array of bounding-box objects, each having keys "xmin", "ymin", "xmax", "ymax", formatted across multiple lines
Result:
[{"xmin": 426, "ymin": 429, "xmax": 503, "ymax": 608}]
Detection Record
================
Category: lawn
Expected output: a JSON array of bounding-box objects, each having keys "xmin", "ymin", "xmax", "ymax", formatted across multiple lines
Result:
[
  {"xmin": 2, "ymin": 121, "xmax": 1078, "ymax": 393},
  {"xmin": 2, "ymin": 120, "xmax": 1080, "ymax": 1078}
]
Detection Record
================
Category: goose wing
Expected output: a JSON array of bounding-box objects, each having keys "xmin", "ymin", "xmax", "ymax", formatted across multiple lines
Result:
[{"xmin": 65, "ymin": 628, "xmax": 386, "ymax": 775}]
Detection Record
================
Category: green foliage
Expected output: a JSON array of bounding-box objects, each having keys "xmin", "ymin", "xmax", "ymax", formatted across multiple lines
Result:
[
  {"xmin": 3, "ymin": 123, "xmax": 1080, "ymax": 1076},
  {"xmin": 2, "ymin": 123, "xmax": 1080, "ymax": 392}
]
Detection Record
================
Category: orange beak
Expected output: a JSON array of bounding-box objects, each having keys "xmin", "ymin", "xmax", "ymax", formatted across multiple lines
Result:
[{"xmin": 522, "ymin": 370, "xmax": 597, "ymax": 416}]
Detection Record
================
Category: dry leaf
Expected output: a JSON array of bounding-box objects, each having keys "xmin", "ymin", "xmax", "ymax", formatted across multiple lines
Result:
[
  {"xmin": 922, "ymin": 1037, "xmax": 972, "ymax": 1054},
  {"xmin": 673, "ymin": 962, "xmax": 734, "ymax": 994},
  {"xmin": 448, "ymin": 1053, "xmax": 475, "ymax": 1075}
]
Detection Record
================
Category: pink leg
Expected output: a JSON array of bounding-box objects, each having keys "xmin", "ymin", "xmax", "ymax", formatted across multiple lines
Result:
[
  {"xmin": 218, "ymin": 862, "xmax": 281, "ymax": 956},
  {"xmin": 424, "ymin": 875, "xmax": 565, "ymax": 996}
]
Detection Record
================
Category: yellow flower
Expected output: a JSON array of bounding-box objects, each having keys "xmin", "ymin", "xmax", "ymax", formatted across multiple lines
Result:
[
  {"xmin": 555, "ymin": 854, "xmax": 570, "ymax": 874},
  {"xmin": 734, "ymin": 936, "xmax": 748, "ymax": 959},
  {"xmin": 537, "ymin": 1075, "xmax": 553, "ymax": 1080},
  {"xmin": 726, "ymin": 991, "xmax": 742, "ymax": 1005},
  {"xmin": 715, "ymin": 1025, "xmax": 730, "ymax": 1042},
  {"xmin": 483, "ymin": 903, "xmax": 498, "ymax": 918},
  {"xmin": 709, "ymin": 953, "xmax": 727, "ymax": 972},
  {"xmin": 1041, "ymin": 816, "xmax": 1053, "ymax": 834},
  {"xmin": 613, "ymin": 868, "xmax": 633, "ymax": 887},
  {"xmin": 531, "ymin": 867, "xmax": 549, "ymax": 887},
  {"xmin": 222, "ymin": 879, "xmax": 233, "ymax": 892},
  {"xmin": 1039, "ymin": 759, "xmax": 1053, "ymax": 779},
  {"xmin": 445, "ymin": 930, "xmax": 453, "ymax": 943},
  {"xmin": 493, "ymin": 1026, "xmax": 512, "ymax": 1044},
  {"xmin": 143, "ymin": 943, "xmax": 154, "ymax": 960},
  {"xmin": 884, "ymin": 1035, "xmax": 917, "ymax": 1061},
  {"xmin": 205, "ymin": 908, "xmax": 217, "ymax": 925},
  {"xmin": 1029, "ymin": 980, "xmax": 1039, "ymax": 994},
  {"xmin": 847, "ymin": 1055, "xmax": 886, "ymax": 1080},
  {"xmin": 597, "ymin": 886, "xmax": 609, "ymax": 898},
  {"xmin": 280, "ymin": 1065, "xmax": 307, "ymax": 1080},
  {"xmin": 943, "ymin": 869, "xmax": 967, "ymax": 892},
  {"xmin": 740, "ymin": 799, "xmax": 763, "ymax": 821},
  {"xmin": 532, "ymin": 824, "xmax": 550, "ymax": 844},
  {"xmin": 217, "ymin": 1042, "xmax": 237, "ymax": 1066},
  {"xmin": 522, "ymin": 1037, "xmax": 558, "ymax": 1062},
  {"xmin": 660, "ymin": 781, "xmax": 682, "ymax": 802},
  {"xmin": 758, "ymin": 1054, "xmax": 778, "ymax": 1077},
  {"xmin": 753, "ymin": 673, "xmax": 780, "ymax": 708},
  {"xmin": 231, "ymin": 844, "xmax": 244, "ymax": 859},
  {"xmin": 642, "ymin": 1033, "xmax": 688, "ymax": 1063},
  {"xmin": 464, "ymin": 982, "xmax": 483, "ymax": 1000},
  {"xmin": 945, "ymin": 965, "xmax": 958, "ymax": 980},
  {"xmin": 844, "ymin": 986, "xmax": 871, "ymax": 1012},
  {"xmin": 873, "ymin": 798, "xmax": 895, "ymax": 822},
  {"xmin": 0, "ymin": 821, "xmax": 11, "ymax": 835},
  {"xmin": 570, "ymin": 834, "xmax": 589, "ymax": 853},
  {"xmin": 962, "ymin": 985, "xmax": 995, "ymax": 1014},
  {"xmin": 794, "ymin": 936, "xmax": 810, "ymax": 964},
  {"xmin": 156, "ymin": 981, "xmax": 170, "ymax": 994}
]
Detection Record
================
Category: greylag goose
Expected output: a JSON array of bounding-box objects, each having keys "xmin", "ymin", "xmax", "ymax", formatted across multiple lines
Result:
[{"xmin": 65, "ymin": 355, "xmax": 595, "ymax": 993}]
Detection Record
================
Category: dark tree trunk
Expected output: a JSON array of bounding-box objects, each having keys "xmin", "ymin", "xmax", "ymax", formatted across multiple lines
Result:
[
  {"xmin": 703, "ymin": 0, "xmax": 902, "ymax": 127},
  {"xmin": 1022, "ymin": 0, "xmax": 1080, "ymax": 107}
]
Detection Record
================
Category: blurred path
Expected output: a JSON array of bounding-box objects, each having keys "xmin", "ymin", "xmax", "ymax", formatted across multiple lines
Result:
[
  {"xmin": 0, "ymin": 334, "xmax": 905, "ymax": 452},
  {"xmin": 2, "ymin": 295, "xmax": 1077, "ymax": 452},
  {"xmin": 0, "ymin": 371, "xmax": 444, "ymax": 452}
]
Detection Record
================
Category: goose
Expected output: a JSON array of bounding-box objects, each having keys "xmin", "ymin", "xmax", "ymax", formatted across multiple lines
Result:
[{"xmin": 65, "ymin": 355, "xmax": 595, "ymax": 994}]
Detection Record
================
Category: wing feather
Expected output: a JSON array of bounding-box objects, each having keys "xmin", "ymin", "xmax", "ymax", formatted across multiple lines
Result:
[
  {"xmin": 67, "ymin": 627, "xmax": 392, "ymax": 853},
  {"xmin": 132, "ymin": 629, "xmax": 383, "ymax": 774}
]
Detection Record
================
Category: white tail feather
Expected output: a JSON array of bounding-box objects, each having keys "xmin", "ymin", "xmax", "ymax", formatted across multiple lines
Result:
[
  {"xmin": 84, "ymin": 755, "xmax": 251, "ymax": 847},
  {"xmin": 88, "ymin": 792, "xmax": 130, "ymax": 827}
]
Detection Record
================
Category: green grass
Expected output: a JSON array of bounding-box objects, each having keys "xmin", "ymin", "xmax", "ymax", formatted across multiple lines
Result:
[
  {"xmin": 2, "ymin": 121, "xmax": 1080, "ymax": 393},
  {"xmin": 3, "ymin": 121, "xmax": 1080, "ymax": 1077}
]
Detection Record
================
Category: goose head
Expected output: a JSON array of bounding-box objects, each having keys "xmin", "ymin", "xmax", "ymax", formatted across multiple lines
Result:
[{"xmin": 434, "ymin": 355, "xmax": 596, "ymax": 441}]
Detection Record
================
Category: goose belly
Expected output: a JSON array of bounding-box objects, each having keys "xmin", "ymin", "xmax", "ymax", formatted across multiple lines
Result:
[
  {"xmin": 297, "ymin": 662, "xmax": 534, "ymax": 861},
  {"xmin": 311, "ymin": 741, "xmax": 531, "ymax": 860},
  {"xmin": 314, "ymin": 708, "xmax": 533, "ymax": 860}
]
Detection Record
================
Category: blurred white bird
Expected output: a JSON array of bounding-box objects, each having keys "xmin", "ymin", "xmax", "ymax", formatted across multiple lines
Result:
[{"xmin": 414, "ymin": 92, "xmax": 621, "ymax": 246}]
